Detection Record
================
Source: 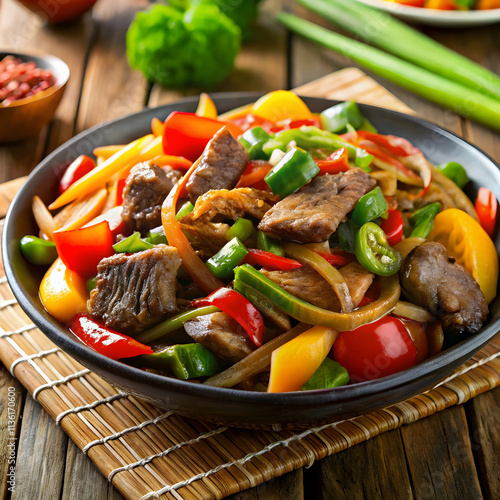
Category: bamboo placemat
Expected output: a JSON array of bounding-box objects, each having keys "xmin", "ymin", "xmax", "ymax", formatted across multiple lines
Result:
[{"xmin": 1, "ymin": 68, "xmax": 500, "ymax": 500}]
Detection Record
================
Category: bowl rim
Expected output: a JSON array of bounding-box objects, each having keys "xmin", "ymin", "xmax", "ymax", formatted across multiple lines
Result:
[
  {"xmin": 0, "ymin": 50, "xmax": 70, "ymax": 108},
  {"xmin": 3, "ymin": 91, "xmax": 500, "ymax": 411}
]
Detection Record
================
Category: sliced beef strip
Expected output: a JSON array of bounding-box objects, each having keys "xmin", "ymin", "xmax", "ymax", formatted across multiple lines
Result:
[
  {"xmin": 181, "ymin": 187, "xmax": 279, "ymax": 224},
  {"xmin": 258, "ymin": 168, "xmax": 376, "ymax": 243},
  {"xmin": 122, "ymin": 162, "xmax": 182, "ymax": 236},
  {"xmin": 261, "ymin": 260, "xmax": 375, "ymax": 312},
  {"xmin": 88, "ymin": 245, "xmax": 181, "ymax": 336},
  {"xmin": 184, "ymin": 312, "xmax": 255, "ymax": 363},
  {"xmin": 179, "ymin": 220, "xmax": 230, "ymax": 259},
  {"xmin": 185, "ymin": 127, "xmax": 249, "ymax": 203},
  {"xmin": 400, "ymin": 242, "xmax": 488, "ymax": 335}
]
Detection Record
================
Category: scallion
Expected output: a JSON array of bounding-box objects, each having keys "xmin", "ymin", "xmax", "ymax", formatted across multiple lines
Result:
[
  {"xmin": 277, "ymin": 12, "xmax": 500, "ymax": 132},
  {"xmin": 296, "ymin": 0, "xmax": 500, "ymax": 101}
]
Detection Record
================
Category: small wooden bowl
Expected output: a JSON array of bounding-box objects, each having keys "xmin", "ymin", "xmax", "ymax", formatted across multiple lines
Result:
[{"xmin": 0, "ymin": 52, "xmax": 70, "ymax": 143}]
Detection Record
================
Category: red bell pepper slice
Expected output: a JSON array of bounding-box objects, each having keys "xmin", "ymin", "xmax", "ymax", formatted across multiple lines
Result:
[
  {"xmin": 192, "ymin": 287, "xmax": 264, "ymax": 347},
  {"xmin": 162, "ymin": 112, "xmax": 244, "ymax": 162},
  {"xmin": 333, "ymin": 315, "xmax": 417, "ymax": 382},
  {"xmin": 53, "ymin": 221, "xmax": 115, "ymax": 278},
  {"xmin": 356, "ymin": 131, "xmax": 419, "ymax": 158},
  {"xmin": 314, "ymin": 251, "xmax": 350, "ymax": 267},
  {"xmin": 236, "ymin": 160, "xmax": 273, "ymax": 188},
  {"xmin": 225, "ymin": 113, "xmax": 276, "ymax": 134},
  {"xmin": 83, "ymin": 206, "xmax": 125, "ymax": 239},
  {"xmin": 58, "ymin": 155, "xmax": 96, "ymax": 195},
  {"xmin": 379, "ymin": 209, "xmax": 404, "ymax": 247},
  {"xmin": 68, "ymin": 313, "xmax": 152, "ymax": 360},
  {"xmin": 315, "ymin": 147, "xmax": 350, "ymax": 175},
  {"xmin": 475, "ymin": 187, "xmax": 497, "ymax": 237},
  {"xmin": 243, "ymin": 249, "xmax": 303, "ymax": 271}
]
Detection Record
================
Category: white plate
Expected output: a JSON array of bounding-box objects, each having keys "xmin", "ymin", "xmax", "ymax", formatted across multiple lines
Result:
[{"xmin": 354, "ymin": 0, "xmax": 500, "ymax": 26}]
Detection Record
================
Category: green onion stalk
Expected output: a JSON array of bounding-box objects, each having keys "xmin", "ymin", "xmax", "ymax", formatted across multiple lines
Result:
[
  {"xmin": 277, "ymin": 12, "xmax": 500, "ymax": 133},
  {"xmin": 296, "ymin": 0, "xmax": 500, "ymax": 101}
]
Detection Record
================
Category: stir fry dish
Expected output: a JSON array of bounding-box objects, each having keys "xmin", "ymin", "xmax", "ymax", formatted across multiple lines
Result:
[{"xmin": 21, "ymin": 91, "xmax": 499, "ymax": 393}]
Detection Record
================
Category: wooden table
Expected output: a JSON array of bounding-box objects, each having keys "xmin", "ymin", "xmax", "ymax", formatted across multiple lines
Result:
[{"xmin": 1, "ymin": 0, "xmax": 499, "ymax": 498}]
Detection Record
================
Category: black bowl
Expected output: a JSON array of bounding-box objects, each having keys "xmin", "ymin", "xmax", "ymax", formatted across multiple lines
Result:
[{"xmin": 4, "ymin": 93, "xmax": 500, "ymax": 429}]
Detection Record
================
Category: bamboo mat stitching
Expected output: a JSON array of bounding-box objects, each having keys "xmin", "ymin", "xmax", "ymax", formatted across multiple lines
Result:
[
  {"xmin": 82, "ymin": 410, "xmax": 174, "ymax": 454},
  {"xmin": 0, "ymin": 323, "xmax": 36, "ymax": 338},
  {"xmin": 107, "ymin": 426, "xmax": 229, "ymax": 481},
  {"xmin": 9, "ymin": 346, "xmax": 60, "ymax": 376},
  {"xmin": 430, "ymin": 351, "xmax": 500, "ymax": 389},
  {"xmin": 138, "ymin": 419, "xmax": 349, "ymax": 500},
  {"xmin": 55, "ymin": 392, "xmax": 129, "ymax": 424},
  {"xmin": 32, "ymin": 368, "xmax": 91, "ymax": 400}
]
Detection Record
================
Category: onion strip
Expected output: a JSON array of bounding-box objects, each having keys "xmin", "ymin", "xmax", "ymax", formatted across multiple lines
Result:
[
  {"xmin": 393, "ymin": 301, "xmax": 434, "ymax": 323},
  {"xmin": 32, "ymin": 196, "xmax": 57, "ymax": 240},
  {"xmin": 283, "ymin": 242, "xmax": 354, "ymax": 313}
]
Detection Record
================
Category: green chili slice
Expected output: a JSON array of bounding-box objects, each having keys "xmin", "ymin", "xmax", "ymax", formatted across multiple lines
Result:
[{"xmin": 354, "ymin": 222, "xmax": 402, "ymax": 276}]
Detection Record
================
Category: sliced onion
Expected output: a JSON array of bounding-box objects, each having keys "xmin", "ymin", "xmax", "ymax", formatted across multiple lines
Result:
[
  {"xmin": 394, "ymin": 301, "xmax": 434, "ymax": 323},
  {"xmin": 394, "ymin": 237, "xmax": 425, "ymax": 261},
  {"xmin": 32, "ymin": 196, "xmax": 57, "ymax": 240},
  {"xmin": 431, "ymin": 168, "xmax": 478, "ymax": 220},
  {"xmin": 283, "ymin": 242, "xmax": 354, "ymax": 313}
]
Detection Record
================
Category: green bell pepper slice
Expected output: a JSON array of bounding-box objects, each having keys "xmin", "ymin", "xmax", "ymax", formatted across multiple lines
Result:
[
  {"xmin": 239, "ymin": 127, "xmax": 273, "ymax": 160},
  {"xmin": 113, "ymin": 232, "xmax": 154, "ymax": 253},
  {"xmin": 226, "ymin": 218, "xmax": 254, "ymax": 242},
  {"xmin": 301, "ymin": 358, "xmax": 349, "ymax": 391},
  {"xmin": 206, "ymin": 237, "xmax": 248, "ymax": 280},
  {"xmin": 351, "ymin": 187, "xmax": 388, "ymax": 226},
  {"xmin": 264, "ymin": 147, "xmax": 320, "ymax": 198},
  {"xmin": 175, "ymin": 201, "xmax": 194, "ymax": 220},
  {"xmin": 257, "ymin": 230, "xmax": 285, "ymax": 257},
  {"xmin": 437, "ymin": 162, "xmax": 469, "ymax": 189},
  {"xmin": 19, "ymin": 235, "xmax": 58, "ymax": 266},
  {"xmin": 136, "ymin": 343, "xmax": 226, "ymax": 380},
  {"xmin": 410, "ymin": 202, "xmax": 441, "ymax": 224},
  {"xmin": 354, "ymin": 222, "xmax": 402, "ymax": 276},
  {"xmin": 146, "ymin": 226, "xmax": 168, "ymax": 245},
  {"xmin": 320, "ymin": 100, "xmax": 364, "ymax": 134}
]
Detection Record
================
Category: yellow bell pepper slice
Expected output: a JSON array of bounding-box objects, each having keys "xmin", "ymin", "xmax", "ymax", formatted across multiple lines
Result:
[
  {"xmin": 40, "ymin": 258, "xmax": 88, "ymax": 323},
  {"xmin": 268, "ymin": 326, "xmax": 339, "ymax": 393},
  {"xmin": 252, "ymin": 90, "xmax": 313, "ymax": 123},
  {"xmin": 49, "ymin": 134, "xmax": 153, "ymax": 210},
  {"xmin": 92, "ymin": 144, "xmax": 126, "ymax": 161},
  {"xmin": 428, "ymin": 208, "xmax": 498, "ymax": 304},
  {"xmin": 195, "ymin": 92, "xmax": 218, "ymax": 119}
]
